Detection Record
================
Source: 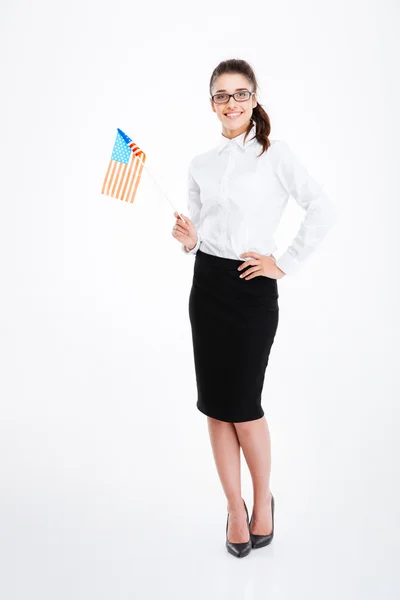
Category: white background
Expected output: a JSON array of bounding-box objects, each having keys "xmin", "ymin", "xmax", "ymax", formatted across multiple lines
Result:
[{"xmin": 1, "ymin": 0, "xmax": 399, "ymax": 598}]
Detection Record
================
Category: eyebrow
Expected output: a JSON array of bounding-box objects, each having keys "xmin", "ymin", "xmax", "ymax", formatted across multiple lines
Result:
[{"xmin": 214, "ymin": 87, "xmax": 249, "ymax": 93}]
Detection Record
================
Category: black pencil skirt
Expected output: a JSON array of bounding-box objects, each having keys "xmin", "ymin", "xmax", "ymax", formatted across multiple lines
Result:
[{"xmin": 188, "ymin": 248, "xmax": 279, "ymax": 423}]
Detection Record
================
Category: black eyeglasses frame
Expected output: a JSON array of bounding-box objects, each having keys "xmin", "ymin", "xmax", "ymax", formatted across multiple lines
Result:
[{"xmin": 210, "ymin": 91, "xmax": 256, "ymax": 104}]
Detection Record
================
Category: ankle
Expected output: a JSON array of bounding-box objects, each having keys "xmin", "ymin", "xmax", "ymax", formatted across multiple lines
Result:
[
  {"xmin": 227, "ymin": 497, "xmax": 245, "ymax": 513},
  {"xmin": 252, "ymin": 490, "xmax": 272, "ymax": 509}
]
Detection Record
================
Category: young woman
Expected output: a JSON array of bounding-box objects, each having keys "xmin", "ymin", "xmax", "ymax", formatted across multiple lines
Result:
[{"xmin": 172, "ymin": 59, "xmax": 337, "ymax": 558}]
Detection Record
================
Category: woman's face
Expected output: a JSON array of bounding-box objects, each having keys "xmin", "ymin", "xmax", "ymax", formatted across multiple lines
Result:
[{"xmin": 210, "ymin": 72, "xmax": 257, "ymax": 138}]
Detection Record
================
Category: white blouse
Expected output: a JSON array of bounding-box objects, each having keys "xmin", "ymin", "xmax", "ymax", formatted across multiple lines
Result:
[{"xmin": 181, "ymin": 122, "xmax": 337, "ymax": 276}]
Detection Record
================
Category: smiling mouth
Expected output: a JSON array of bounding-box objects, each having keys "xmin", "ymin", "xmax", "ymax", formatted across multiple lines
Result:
[{"xmin": 224, "ymin": 112, "xmax": 243, "ymax": 119}]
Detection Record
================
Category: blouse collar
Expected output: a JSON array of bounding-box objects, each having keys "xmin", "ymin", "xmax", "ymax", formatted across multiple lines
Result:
[{"xmin": 217, "ymin": 121, "xmax": 258, "ymax": 154}]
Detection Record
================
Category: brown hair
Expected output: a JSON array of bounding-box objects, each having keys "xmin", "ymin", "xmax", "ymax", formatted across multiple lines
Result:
[{"xmin": 209, "ymin": 58, "xmax": 271, "ymax": 157}]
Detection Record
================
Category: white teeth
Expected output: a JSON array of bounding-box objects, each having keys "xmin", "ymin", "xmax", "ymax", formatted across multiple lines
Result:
[{"xmin": 226, "ymin": 113, "xmax": 242, "ymax": 118}]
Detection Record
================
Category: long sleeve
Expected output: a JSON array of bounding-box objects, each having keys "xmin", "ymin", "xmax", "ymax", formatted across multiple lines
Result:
[
  {"xmin": 181, "ymin": 163, "xmax": 202, "ymax": 255},
  {"xmin": 274, "ymin": 141, "xmax": 338, "ymax": 276}
]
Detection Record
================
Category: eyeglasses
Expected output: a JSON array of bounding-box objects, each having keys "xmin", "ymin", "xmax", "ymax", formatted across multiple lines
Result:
[{"xmin": 211, "ymin": 91, "xmax": 255, "ymax": 104}]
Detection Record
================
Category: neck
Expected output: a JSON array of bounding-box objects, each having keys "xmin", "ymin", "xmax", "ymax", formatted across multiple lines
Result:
[{"xmin": 221, "ymin": 119, "xmax": 252, "ymax": 140}]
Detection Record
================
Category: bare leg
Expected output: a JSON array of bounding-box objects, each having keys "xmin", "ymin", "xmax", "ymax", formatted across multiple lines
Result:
[
  {"xmin": 207, "ymin": 416, "xmax": 249, "ymax": 543},
  {"xmin": 234, "ymin": 416, "xmax": 273, "ymax": 535}
]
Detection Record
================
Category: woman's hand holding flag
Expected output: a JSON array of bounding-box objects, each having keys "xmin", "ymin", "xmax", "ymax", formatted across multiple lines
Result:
[{"xmin": 172, "ymin": 211, "xmax": 198, "ymax": 251}]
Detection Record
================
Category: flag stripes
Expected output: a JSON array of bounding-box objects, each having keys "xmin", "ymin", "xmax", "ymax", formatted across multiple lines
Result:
[{"xmin": 101, "ymin": 129, "xmax": 146, "ymax": 204}]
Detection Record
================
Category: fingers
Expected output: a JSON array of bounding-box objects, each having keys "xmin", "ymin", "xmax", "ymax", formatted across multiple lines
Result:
[
  {"xmin": 239, "ymin": 267, "xmax": 263, "ymax": 279},
  {"xmin": 175, "ymin": 219, "xmax": 189, "ymax": 233},
  {"xmin": 237, "ymin": 258, "xmax": 259, "ymax": 271},
  {"xmin": 174, "ymin": 211, "xmax": 183, "ymax": 219},
  {"xmin": 173, "ymin": 224, "xmax": 187, "ymax": 235},
  {"xmin": 171, "ymin": 225, "xmax": 187, "ymax": 243},
  {"xmin": 174, "ymin": 211, "xmax": 191, "ymax": 225}
]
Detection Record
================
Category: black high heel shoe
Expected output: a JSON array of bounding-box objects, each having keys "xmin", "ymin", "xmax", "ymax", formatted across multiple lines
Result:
[
  {"xmin": 226, "ymin": 498, "xmax": 252, "ymax": 558},
  {"xmin": 249, "ymin": 492, "xmax": 275, "ymax": 549}
]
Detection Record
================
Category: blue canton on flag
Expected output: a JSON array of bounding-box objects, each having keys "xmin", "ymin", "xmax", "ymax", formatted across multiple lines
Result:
[{"xmin": 111, "ymin": 129, "xmax": 133, "ymax": 164}]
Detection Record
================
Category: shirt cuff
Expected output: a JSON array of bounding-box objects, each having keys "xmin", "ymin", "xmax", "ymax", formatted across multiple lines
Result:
[
  {"xmin": 275, "ymin": 251, "xmax": 301, "ymax": 276},
  {"xmin": 181, "ymin": 236, "xmax": 201, "ymax": 255}
]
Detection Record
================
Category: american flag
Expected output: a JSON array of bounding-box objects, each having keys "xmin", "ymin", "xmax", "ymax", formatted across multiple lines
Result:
[{"xmin": 101, "ymin": 128, "xmax": 146, "ymax": 203}]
